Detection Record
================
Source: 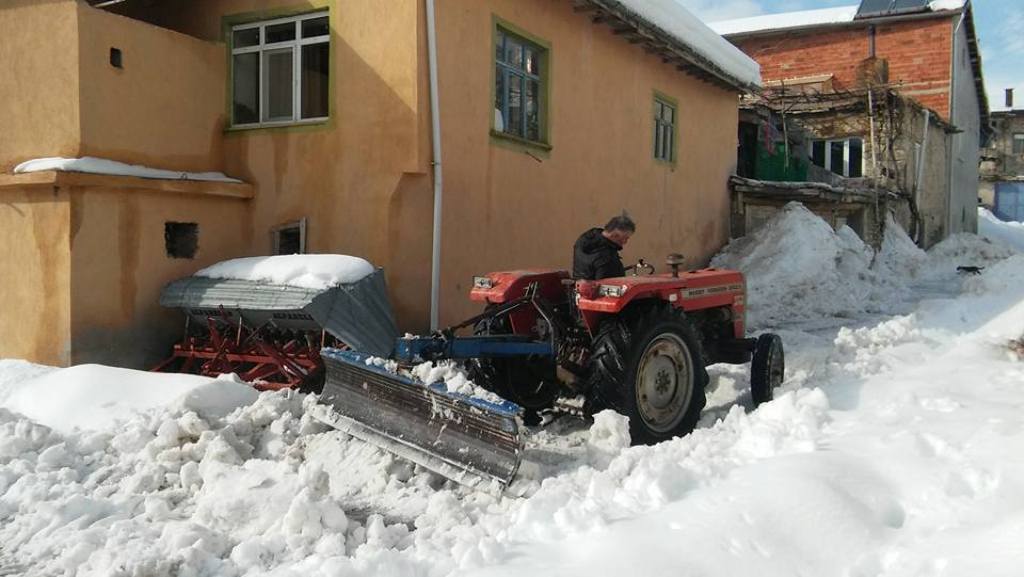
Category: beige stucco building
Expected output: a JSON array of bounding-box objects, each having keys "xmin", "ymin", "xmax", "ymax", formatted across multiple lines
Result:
[{"xmin": 1, "ymin": 0, "xmax": 756, "ymax": 367}]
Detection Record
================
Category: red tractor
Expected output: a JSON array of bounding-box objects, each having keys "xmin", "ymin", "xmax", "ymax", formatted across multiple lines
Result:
[{"xmin": 317, "ymin": 255, "xmax": 784, "ymax": 490}]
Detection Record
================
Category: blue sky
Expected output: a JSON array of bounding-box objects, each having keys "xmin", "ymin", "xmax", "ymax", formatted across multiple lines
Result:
[{"xmin": 678, "ymin": 0, "xmax": 1022, "ymax": 112}]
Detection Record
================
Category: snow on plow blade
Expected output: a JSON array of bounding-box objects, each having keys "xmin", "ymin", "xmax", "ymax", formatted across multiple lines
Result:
[{"xmin": 315, "ymin": 349, "xmax": 523, "ymax": 493}]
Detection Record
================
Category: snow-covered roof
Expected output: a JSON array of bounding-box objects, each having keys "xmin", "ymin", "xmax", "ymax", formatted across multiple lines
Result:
[
  {"xmin": 13, "ymin": 157, "xmax": 243, "ymax": 183},
  {"xmin": 710, "ymin": 6, "xmax": 859, "ymax": 37},
  {"xmin": 582, "ymin": 0, "xmax": 761, "ymax": 90},
  {"xmin": 710, "ymin": 0, "xmax": 968, "ymax": 37}
]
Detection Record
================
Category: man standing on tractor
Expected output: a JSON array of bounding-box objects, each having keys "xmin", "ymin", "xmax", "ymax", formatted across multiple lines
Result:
[{"xmin": 573, "ymin": 213, "xmax": 635, "ymax": 280}]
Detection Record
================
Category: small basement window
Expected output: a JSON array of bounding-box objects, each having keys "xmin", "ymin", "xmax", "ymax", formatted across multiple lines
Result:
[
  {"xmin": 165, "ymin": 222, "xmax": 198, "ymax": 259},
  {"xmin": 273, "ymin": 219, "xmax": 306, "ymax": 254}
]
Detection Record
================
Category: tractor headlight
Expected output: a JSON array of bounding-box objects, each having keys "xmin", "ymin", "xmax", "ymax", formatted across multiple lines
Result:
[
  {"xmin": 472, "ymin": 276, "xmax": 493, "ymax": 289},
  {"xmin": 598, "ymin": 284, "xmax": 627, "ymax": 298}
]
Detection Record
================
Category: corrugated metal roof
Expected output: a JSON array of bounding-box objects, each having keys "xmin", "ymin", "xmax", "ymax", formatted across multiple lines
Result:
[{"xmin": 160, "ymin": 269, "xmax": 399, "ymax": 357}]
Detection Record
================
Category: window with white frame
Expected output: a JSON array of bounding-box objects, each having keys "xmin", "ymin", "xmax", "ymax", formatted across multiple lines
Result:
[
  {"xmin": 231, "ymin": 12, "xmax": 329, "ymax": 127},
  {"xmin": 810, "ymin": 137, "xmax": 864, "ymax": 178}
]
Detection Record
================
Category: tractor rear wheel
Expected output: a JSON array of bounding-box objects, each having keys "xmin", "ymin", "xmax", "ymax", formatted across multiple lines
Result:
[
  {"xmin": 587, "ymin": 305, "xmax": 708, "ymax": 445},
  {"xmin": 750, "ymin": 333, "xmax": 784, "ymax": 406}
]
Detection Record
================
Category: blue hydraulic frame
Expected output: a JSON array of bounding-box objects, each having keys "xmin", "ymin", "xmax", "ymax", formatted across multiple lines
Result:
[{"xmin": 394, "ymin": 335, "xmax": 554, "ymax": 363}]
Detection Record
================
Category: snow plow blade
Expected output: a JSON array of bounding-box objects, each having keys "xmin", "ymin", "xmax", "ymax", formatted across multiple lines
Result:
[{"xmin": 314, "ymin": 349, "xmax": 523, "ymax": 493}]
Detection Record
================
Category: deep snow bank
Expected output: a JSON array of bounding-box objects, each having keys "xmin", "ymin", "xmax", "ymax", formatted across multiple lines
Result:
[
  {"xmin": 978, "ymin": 207, "xmax": 1024, "ymax": 253},
  {"xmin": 710, "ymin": 203, "xmax": 924, "ymax": 327}
]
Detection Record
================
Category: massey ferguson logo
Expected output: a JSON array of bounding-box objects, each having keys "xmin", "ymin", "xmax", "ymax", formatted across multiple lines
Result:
[{"xmin": 682, "ymin": 284, "xmax": 743, "ymax": 298}]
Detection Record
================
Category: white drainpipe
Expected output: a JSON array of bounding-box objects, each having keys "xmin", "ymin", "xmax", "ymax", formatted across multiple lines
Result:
[
  {"xmin": 426, "ymin": 0, "xmax": 443, "ymax": 331},
  {"xmin": 947, "ymin": 6, "xmax": 968, "ymax": 236}
]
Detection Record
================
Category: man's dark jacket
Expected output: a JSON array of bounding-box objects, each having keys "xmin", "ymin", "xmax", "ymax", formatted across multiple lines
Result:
[{"xmin": 573, "ymin": 227, "xmax": 625, "ymax": 280}]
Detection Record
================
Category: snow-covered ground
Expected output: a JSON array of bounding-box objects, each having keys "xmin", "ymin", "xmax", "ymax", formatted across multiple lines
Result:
[{"xmin": 2, "ymin": 205, "xmax": 1024, "ymax": 576}]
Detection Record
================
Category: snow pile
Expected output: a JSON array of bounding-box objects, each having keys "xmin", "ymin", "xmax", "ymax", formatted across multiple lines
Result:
[
  {"xmin": 922, "ymin": 232, "xmax": 1018, "ymax": 280},
  {"xmin": 410, "ymin": 361, "xmax": 505, "ymax": 404},
  {"xmin": 615, "ymin": 0, "xmax": 761, "ymax": 87},
  {"xmin": 585, "ymin": 410, "xmax": 631, "ymax": 469},
  {"xmin": 978, "ymin": 207, "xmax": 1024, "ymax": 253},
  {"xmin": 14, "ymin": 157, "xmax": 242, "ymax": 183},
  {"xmin": 195, "ymin": 255, "xmax": 375, "ymax": 289},
  {"xmin": 875, "ymin": 213, "xmax": 929, "ymax": 279},
  {"xmin": 711, "ymin": 202, "xmax": 919, "ymax": 328},
  {"xmin": 3, "ymin": 365, "xmax": 254, "ymax": 435},
  {"xmin": 0, "ymin": 361, "xmax": 832, "ymax": 577},
  {"xmin": 962, "ymin": 254, "xmax": 1024, "ymax": 296},
  {"xmin": 0, "ymin": 360, "xmax": 55, "ymax": 407}
]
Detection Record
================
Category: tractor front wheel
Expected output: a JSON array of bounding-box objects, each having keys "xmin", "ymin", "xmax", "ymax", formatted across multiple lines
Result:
[
  {"xmin": 750, "ymin": 333, "xmax": 784, "ymax": 406},
  {"xmin": 588, "ymin": 306, "xmax": 708, "ymax": 445}
]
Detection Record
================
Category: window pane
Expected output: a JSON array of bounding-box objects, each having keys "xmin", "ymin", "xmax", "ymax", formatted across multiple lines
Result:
[
  {"xmin": 495, "ymin": 68, "xmax": 505, "ymax": 131},
  {"xmin": 507, "ymin": 74, "xmax": 523, "ymax": 137},
  {"xmin": 301, "ymin": 42, "xmax": 329, "ymax": 119},
  {"xmin": 495, "ymin": 31, "xmax": 505, "ymax": 63},
  {"xmin": 233, "ymin": 27, "xmax": 259, "ymax": 49},
  {"xmin": 302, "ymin": 16, "xmax": 329, "ymax": 38},
  {"xmin": 232, "ymin": 52, "xmax": 259, "ymax": 124},
  {"xmin": 657, "ymin": 100, "xmax": 674, "ymax": 123},
  {"xmin": 830, "ymin": 141, "xmax": 845, "ymax": 175},
  {"xmin": 506, "ymin": 40, "xmax": 523, "ymax": 70},
  {"xmin": 666, "ymin": 129, "xmax": 674, "ymax": 161},
  {"xmin": 525, "ymin": 47, "xmax": 540, "ymax": 76},
  {"xmin": 526, "ymin": 79, "xmax": 540, "ymax": 141},
  {"xmin": 848, "ymin": 138, "xmax": 863, "ymax": 177},
  {"xmin": 811, "ymin": 140, "xmax": 826, "ymax": 167},
  {"xmin": 264, "ymin": 48, "xmax": 294, "ymax": 121},
  {"xmin": 266, "ymin": 21, "xmax": 296, "ymax": 43},
  {"xmin": 1014, "ymin": 134, "xmax": 1024, "ymax": 154},
  {"xmin": 277, "ymin": 226, "xmax": 302, "ymax": 254}
]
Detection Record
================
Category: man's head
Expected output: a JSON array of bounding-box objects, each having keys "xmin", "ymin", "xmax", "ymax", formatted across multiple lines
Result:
[{"xmin": 602, "ymin": 212, "xmax": 635, "ymax": 247}]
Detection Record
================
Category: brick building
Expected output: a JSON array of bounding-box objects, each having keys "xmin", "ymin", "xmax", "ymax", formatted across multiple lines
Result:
[{"xmin": 712, "ymin": 0, "xmax": 987, "ymax": 246}]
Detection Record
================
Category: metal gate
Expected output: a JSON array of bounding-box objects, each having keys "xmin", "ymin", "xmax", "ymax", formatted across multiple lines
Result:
[{"xmin": 995, "ymin": 181, "xmax": 1024, "ymax": 222}]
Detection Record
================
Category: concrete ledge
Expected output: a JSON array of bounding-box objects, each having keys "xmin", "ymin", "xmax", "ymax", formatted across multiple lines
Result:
[{"xmin": 0, "ymin": 171, "xmax": 254, "ymax": 199}]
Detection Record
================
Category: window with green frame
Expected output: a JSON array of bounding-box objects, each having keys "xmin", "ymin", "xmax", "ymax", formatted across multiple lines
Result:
[
  {"xmin": 653, "ymin": 97, "xmax": 676, "ymax": 162},
  {"xmin": 494, "ymin": 27, "xmax": 546, "ymax": 143}
]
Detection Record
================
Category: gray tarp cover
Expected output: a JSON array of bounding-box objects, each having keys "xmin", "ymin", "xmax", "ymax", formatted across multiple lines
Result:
[{"xmin": 159, "ymin": 268, "xmax": 399, "ymax": 357}]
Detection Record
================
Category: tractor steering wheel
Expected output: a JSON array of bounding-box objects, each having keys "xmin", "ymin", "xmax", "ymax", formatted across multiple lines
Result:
[{"xmin": 627, "ymin": 258, "xmax": 656, "ymax": 276}]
